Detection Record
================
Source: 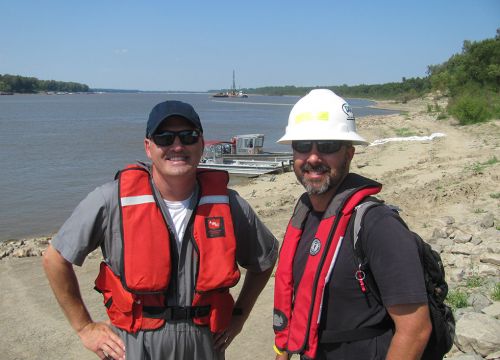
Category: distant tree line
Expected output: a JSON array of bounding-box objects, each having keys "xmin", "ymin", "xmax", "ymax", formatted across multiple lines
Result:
[
  {"xmin": 0, "ymin": 74, "xmax": 89, "ymax": 93},
  {"xmin": 242, "ymin": 77, "xmax": 431, "ymax": 102},
  {"xmin": 239, "ymin": 30, "xmax": 499, "ymax": 124}
]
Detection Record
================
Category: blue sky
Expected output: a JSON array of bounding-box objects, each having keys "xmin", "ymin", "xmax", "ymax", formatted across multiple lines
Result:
[{"xmin": 1, "ymin": 0, "xmax": 498, "ymax": 91}]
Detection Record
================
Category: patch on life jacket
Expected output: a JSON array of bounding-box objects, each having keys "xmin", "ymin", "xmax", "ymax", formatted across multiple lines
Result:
[
  {"xmin": 273, "ymin": 309, "xmax": 288, "ymax": 331},
  {"xmin": 205, "ymin": 217, "xmax": 226, "ymax": 238},
  {"xmin": 310, "ymin": 238, "xmax": 321, "ymax": 255}
]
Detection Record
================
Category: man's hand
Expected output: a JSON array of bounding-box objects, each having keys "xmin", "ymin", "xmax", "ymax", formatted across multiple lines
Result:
[
  {"xmin": 275, "ymin": 353, "xmax": 289, "ymax": 360},
  {"xmin": 43, "ymin": 245, "xmax": 126, "ymax": 359},
  {"xmin": 213, "ymin": 313, "xmax": 245, "ymax": 351},
  {"xmin": 78, "ymin": 321, "xmax": 126, "ymax": 360},
  {"xmin": 214, "ymin": 307, "xmax": 255, "ymax": 351},
  {"xmin": 213, "ymin": 267, "xmax": 274, "ymax": 351}
]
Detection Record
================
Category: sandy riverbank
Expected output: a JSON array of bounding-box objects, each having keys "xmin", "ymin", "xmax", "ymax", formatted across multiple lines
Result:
[{"xmin": 1, "ymin": 96, "xmax": 499, "ymax": 359}]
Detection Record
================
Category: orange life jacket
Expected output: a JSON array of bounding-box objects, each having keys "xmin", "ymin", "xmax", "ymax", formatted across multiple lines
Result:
[
  {"xmin": 94, "ymin": 165, "xmax": 240, "ymax": 333},
  {"xmin": 273, "ymin": 183, "xmax": 381, "ymax": 359}
]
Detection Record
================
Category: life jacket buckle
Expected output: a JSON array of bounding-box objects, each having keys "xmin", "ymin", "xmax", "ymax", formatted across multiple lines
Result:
[{"xmin": 143, "ymin": 305, "xmax": 211, "ymax": 320}]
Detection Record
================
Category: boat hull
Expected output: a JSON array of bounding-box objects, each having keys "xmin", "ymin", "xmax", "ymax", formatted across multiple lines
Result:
[{"xmin": 198, "ymin": 159, "xmax": 292, "ymax": 177}]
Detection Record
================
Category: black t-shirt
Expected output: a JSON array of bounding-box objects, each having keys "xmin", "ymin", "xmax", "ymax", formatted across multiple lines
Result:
[{"xmin": 292, "ymin": 205, "xmax": 427, "ymax": 360}]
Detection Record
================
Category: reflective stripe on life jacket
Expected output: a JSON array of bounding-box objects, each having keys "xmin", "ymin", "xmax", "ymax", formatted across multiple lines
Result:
[
  {"xmin": 94, "ymin": 165, "xmax": 240, "ymax": 333},
  {"xmin": 273, "ymin": 178, "xmax": 381, "ymax": 359}
]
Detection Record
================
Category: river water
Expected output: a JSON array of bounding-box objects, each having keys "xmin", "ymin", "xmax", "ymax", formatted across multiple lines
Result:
[{"xmin": 0, "ymin": 92, "xmax": 396, "ymax": 241}]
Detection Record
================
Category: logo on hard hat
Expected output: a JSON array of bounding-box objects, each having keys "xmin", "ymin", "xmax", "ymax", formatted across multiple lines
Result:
[{"xmin": 342, "ymin": 103, "xmax": 355, "ymax": 120}]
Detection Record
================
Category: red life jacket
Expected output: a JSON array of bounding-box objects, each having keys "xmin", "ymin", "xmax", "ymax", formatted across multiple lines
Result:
[
  {"xmin": 94, "ymin": 165, "xmax": 240, "ymax": 333},
  {"xmin": 273, "ymin": 182, "xmax": 381, "ymax": 359}
]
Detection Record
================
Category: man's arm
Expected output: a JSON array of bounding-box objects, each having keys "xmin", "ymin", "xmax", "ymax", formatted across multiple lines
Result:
[
  {"xmin": 213, "ymin": 266, "xmax": 274, "ymax": 350},
  {"xmin": 385, "ymin": 302, "xmax": 432, "ymax": 360},
  {"xmin": 42, "ymin": 244, "xmax": 125, "ymax": 360}
]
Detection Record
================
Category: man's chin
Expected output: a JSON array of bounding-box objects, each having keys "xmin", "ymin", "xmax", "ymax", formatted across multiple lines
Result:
[
  {"xmin": 163, "ymin": 165, "xmax": 197, "ymax": 177},
  {"xmin": 303, "ymin": 180, "xmax": 331, "ymax": 196}
]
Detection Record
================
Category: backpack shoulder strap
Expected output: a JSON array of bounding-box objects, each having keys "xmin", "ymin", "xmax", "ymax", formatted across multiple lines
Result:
[
  {"xmin": 352, "ymin": 199, "xmax": 394, "ymax": 305},
  {"xmin": 353, "ymin": 200, "xmax": 384, "ymax": 251}
]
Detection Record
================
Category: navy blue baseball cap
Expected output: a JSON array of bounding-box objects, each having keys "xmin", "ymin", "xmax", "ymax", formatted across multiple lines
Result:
[{"xmin": 146, "ymin": 100, "xmax": 203, "ymax": 138}]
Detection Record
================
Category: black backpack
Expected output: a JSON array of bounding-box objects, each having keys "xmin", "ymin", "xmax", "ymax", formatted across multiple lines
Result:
[{"xmin": 352, "ymin": 200, "xmax": 456, "ymax": 360}]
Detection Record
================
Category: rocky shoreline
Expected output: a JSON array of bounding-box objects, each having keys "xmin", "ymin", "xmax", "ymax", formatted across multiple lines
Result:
[{"xmin": 1, "ymin": 96, "xmax": 498, "ymax": 359}]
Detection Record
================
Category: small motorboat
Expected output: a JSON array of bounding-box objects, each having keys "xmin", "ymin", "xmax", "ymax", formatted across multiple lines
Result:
[{"xmin": 199, "ymin": 134, "xmax": 292, "ymax": 177}]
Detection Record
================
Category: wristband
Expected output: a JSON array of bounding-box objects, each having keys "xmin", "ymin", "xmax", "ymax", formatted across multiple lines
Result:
[{"xmin": 273, "ymin": 344, "xmax": 285, "ymax": 356}]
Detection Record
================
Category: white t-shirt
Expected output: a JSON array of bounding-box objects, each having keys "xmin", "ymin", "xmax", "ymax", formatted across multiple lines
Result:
[{"xmin": 164, "ymin": 194, "xmax": 193, "ymax": 245}]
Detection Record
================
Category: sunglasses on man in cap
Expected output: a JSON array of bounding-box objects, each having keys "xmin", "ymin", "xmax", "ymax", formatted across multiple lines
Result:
[{"xmin": 152, "ymin": 129, "xmax": 202, "ymax": 147}]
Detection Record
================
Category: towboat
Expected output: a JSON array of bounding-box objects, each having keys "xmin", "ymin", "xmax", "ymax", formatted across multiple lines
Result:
[{"xmin": 211, "ymin": 70, "xmax": 249, "ymax": 98}]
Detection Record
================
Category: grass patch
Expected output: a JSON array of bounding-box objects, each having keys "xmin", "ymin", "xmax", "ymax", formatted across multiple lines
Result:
[
  {"xmin": 484, "ymin": 156, "xmax": 498, "ymax": 166},
  {"xmin": 446, "ymin": 289, "xmax": 468, "ymax": 311},
  {"xmin": 473, "ymin": 208, "xmax": 487, "ymax": 214},
  {"xmin": 427, "ymin": 103, "xmax": 443, "ymax": 113},
  {"xmin": 492, "ymin": 283, "xmax": 500, "ymax": 301},
  {"xmin": 394, "ymin": 127, "xmax": 418, "ymax": 137},
  {"xmin": 466, "ymin": 156, "xmax": 499, "ymax": 174},
  {"xmin": 399, "ymin": 110, "xmax": 410, "ymax": 120},
  {"xmin": 465, "ymin": 275, "xmax": 484, "ymax": 288},
  {"xmin": 468, "ymin": 162, "xmax": 485, "ymax": 174},
  {"xmin": 490, "ymin": 192, "xmax": 500, "ymax": 199}
]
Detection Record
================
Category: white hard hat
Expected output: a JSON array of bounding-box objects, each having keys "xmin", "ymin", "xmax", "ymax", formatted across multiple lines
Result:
[{"xmin": 277, "ymin": 89, "xmax": 368, "ymax": 145}]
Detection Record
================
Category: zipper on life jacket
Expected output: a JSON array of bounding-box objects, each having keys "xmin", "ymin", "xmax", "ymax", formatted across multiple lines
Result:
[{"xmin": 188, "ymin": 186, "xmax": 202, "ymax": 294}]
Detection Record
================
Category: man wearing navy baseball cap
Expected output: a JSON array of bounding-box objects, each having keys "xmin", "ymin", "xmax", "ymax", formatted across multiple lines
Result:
[
  {"xmin": 146, "ymin": 100, "xmax": 203, "ymax": 137},
  {"xmin": 44, "ymin": 100, "xmax": 278, "ymax": 360}
]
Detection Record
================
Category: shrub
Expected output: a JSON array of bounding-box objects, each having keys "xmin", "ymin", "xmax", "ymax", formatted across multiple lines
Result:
[{"xmin": 449, "ymin": 94, "xmax": 490, "ymax": 125}]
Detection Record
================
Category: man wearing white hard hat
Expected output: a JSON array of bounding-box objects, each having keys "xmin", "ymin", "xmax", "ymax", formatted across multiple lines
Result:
[{"xmin": 273, "ymin": 89, "xmax": 431, "ymax": 359}]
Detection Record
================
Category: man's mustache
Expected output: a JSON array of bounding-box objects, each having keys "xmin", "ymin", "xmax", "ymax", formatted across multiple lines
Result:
[{"xmin": 301, "ymin": 163, "xmax": 331, "ymax": 173}]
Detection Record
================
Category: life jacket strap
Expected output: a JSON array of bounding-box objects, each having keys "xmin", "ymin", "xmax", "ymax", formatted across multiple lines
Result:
[
  {"xmin": 319, "ymin": 317, "xmax": 393, "ymax": 343},
  {"xmin": 143, "ymin": 305, "xmax": 211, "ymax": 320}
]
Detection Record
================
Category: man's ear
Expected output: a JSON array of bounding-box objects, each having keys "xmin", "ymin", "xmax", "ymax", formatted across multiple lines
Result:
[
  {"xmin": 199, "ymin": 137, "xmax": 205, "ymax": 156},
  {"xmin": 346, "ymin": 144, "xmax": 355, "ymax": 161},
  {"xmin": 144, "ymin": 138, "xmax": 153, "ymax": 159}
]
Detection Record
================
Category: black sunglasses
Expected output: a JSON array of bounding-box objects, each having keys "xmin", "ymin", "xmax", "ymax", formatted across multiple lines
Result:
[
  {"xmin": 152, "ymin": 130, "xmax": 201, "ymax": 147},
  {"xmin": 292, "ymin": 140, "xmax": 344, "ymax": 154}
]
